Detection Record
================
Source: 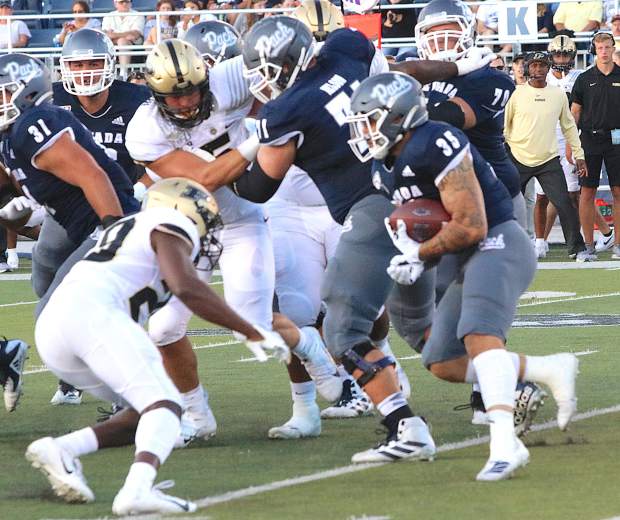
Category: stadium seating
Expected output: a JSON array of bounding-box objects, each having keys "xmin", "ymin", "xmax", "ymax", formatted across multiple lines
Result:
[
  {"xmin": 92, "ymin": 0, "xmax": 115, "ymax": 13},
  {"xmin": 27, "ymin": 27, "xmax": 58, "ymax": 47},
  {"xmin": 131, "ymin": 0, "xmax": 155, "ymax": 12},
  {"xmin": 13, "ymin": 10, "xmax": 42, "ymax": 29},
  {"xmin": 46, "ymin": 0, "xmax": 75, "ymax": 27}
]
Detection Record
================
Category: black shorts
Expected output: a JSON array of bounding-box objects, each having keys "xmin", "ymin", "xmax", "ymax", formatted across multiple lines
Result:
[{"xmin": 580, "ymin": 141, "xmax": 620, "ymax": 188}]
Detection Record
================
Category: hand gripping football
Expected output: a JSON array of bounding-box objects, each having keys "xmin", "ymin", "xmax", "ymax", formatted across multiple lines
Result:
[{"xmin": 388, "ymin": 198, "xmax": 451, "ymax": 242}]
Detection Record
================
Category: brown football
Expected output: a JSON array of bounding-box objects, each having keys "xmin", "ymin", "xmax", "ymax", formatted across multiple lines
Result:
[{"xmin": 389, "ymin": 198, "xmax": 451, "ymax": 242}]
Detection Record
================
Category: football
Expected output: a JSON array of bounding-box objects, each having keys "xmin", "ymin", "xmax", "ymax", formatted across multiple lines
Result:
[{"xmin": 388, "ymin": 198, "xmax": 451, "ymax": 242}]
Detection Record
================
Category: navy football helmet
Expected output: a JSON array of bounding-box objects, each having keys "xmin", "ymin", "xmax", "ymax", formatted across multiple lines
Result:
[
  {"xmin": 0, "ymin": 54, "xmax": 52, "ymax": 130},
  {"xmin": 184, "ymin": 20, "xmax": 240, "ymax": 68}
]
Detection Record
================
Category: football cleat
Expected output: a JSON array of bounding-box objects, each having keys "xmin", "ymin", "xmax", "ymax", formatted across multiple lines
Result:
[
  {"xmin": 297, "ymin": 327, "xmax": 343, "ymax": 403},
  {"xmin": 0, "ymin": 261, "xmax": 9, "ymax": 273},
  {"xmin": 575, "ymin": 248, "xmax": 597, "ymax": 263},
  {"xmin": 268, "ymin": 402, "xmax": 321, "ymax": 439},
  {"xmin": 112, "ymin": 480, "xmax": 197, "ymax": 515},
  {"xmin": 25, "ymin": 437, "xmax": 95, "ymax": 503},
  {"xmin": 50, "ymin": 386, "xmax": 82, "ymax": 406},
  {"xmin": 320, "ymin": 379, "xmax": 374, "ymax": 419},
  {"xmin": 0, "ymin": 337, "xmax": 29, "ymax": 412},
  {"xmin": 6, "ymin": 250, "xmax": 18, "ymax": 270},
  {"xmin": 543, "ymin": 353, "xmax": 579, "ymax": 430},
  {"xmin": 352, "ymin": 416, "xmax": 436, "ymax": 464},
  {"xmin": 595, "ymin": 230, "xmax": 615, "ymax": 252},
  {"xmin": 476, "ymin": 437, "xmax": 530, "ymax": 482},
  {"xmin": 513, "ymin": 381, "xmax": 547, "ymax": 437},
  {"xmin": 612, "ymin": 245, "xmax": 620, "ymax": 260},
  {"xmin": 174, "ymin": 408, "xmax": 217, "ymax": 448}
]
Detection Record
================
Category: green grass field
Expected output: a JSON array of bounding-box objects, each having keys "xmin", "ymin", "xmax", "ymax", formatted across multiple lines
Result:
[{"xmin": 1, "ymin": 255, "xmax": 619, "ymax": 520}]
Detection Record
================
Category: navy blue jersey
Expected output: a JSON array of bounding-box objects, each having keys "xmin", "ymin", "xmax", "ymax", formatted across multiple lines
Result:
[
  {"xmin": 0, "ymin": 104, "xmax": 139, "ymax": 245},
  {"xmin": 256, "ymin": 29, "xmax": 384, "ymax": 224},
  {"xmin": 375, "ymin": 121, "xmax": 514, "ymax": 229},
  {"xmin": 424, "ymin": 66, "xmax": 521, "ymax": 197},
  {"xmin": 53, "ymin": 80, "xmax": 151, "ymax": 183}
]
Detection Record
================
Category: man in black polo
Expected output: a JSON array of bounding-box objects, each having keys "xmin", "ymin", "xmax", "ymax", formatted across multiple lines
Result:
[{"xmin": 571, "ymin": 31, "xmax": 620, "ymax": 259}]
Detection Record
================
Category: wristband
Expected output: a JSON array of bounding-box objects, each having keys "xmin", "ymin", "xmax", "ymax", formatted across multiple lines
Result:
[{"xmin": 237, "ymin": 133, "xmax": 260, "ymax": 162}]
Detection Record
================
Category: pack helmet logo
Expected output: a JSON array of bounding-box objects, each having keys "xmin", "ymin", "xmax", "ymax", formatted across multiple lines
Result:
[
  {"xmin": 2, "ymin": 59, "xmax": 42, "ymax": 83},
  {"xmin": 202, "ymin": 27, "xmax": 237, "ymax": 51},
  {"xmin": 370, "ymin": 74, "xmax": 412, "ymax": 105},
  {"xmin": 254, "ymin": 21, "xmax": 295, "ymax": 57}
]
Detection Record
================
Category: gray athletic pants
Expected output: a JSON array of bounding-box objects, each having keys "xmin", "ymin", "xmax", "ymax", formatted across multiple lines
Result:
[
  {"xmin": 321, "ymin": 194, "xmax": 397, "ymax": 358},
  {"xmin": 421, "ymin": 220, "xmax": 536, "ymax": 368}
]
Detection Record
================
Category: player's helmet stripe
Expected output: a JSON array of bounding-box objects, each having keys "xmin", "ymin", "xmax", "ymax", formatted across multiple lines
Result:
[
  {"xmin": 166, "ymin": 40, "xmax": 185, "ymax": 85},
  {"xmin": 314, "ymin": 0, "xmax": 324, "ymax": 33}
]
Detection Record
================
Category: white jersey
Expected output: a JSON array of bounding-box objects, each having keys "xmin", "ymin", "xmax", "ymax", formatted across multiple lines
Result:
[
  {"xmin": 60, "ymin": 208, "xmax": 200, "ymax": 326},
  {"xmin": 126, "ymin": 57, "xmax": 260, "ymax": 225},
  {"xmin": 547, "ymin": 68, "xmax": 582, "ymax": 151},
  {"xmin": 271, "ymin": 166, "xmax": 326, "ymax": 207}
]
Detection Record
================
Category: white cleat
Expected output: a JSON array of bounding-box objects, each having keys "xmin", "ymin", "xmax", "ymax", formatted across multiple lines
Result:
[
  {"xmin": 472, "ymin": 410, "xmax": 489, "ymax": 425},
  {"xmin": 112, "ymin": 481, "xmax": 196, "ymax": 515},
  {"xmin": 351, "ymin": 416, "xmax": 436, "ymax": 464},
  {"xmin": 320, "ymin": 379, "xmax": 374, "ymax": 419},
  {"xmin": 595, "ymin": 229, "xmax": 615, "ymax": 252},
  {"xmin": 174, "ymin": 408, "xmax": 217, "ymax": 448},
  {"xmin": 25, "ymin": 437, "xmax": 94, "ymax": 503},
  {"xmin": 268, "ymin": 403, "xmax": 321, "ymax": 439},
  {"xmin": 476, "ymin": 438, "xmax": 530, "ymax": 482},
  {"xmin": 575, "ymin": 248, "xmax": 597, "ymax": 263},
  {"xmin": 1, "ymin": 338, "xmax": 29, "ymax": 412},
  {"xmin": 298, "ymin": 327, "xmax": 342, "ymax": 403},
  {"xmin": 50, "ymin": 387, "xmax": 82, "ymax": 406},
  {"xmin": 543, "ymin": 354, "xmax": 579, "ymax": 430}
]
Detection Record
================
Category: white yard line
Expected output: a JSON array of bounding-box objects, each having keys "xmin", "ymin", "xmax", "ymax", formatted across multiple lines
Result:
[
  {"xmin": 537, "ymin": 261, "xmax": 620, "ymax": 269},
  {"xmin": 191, "ymin": 404, "xmax": 620, "ymax": 509},
  {"xmin": 0, "ymin": 300, "xmax": 38, "ymax": 308},
  {"xmin": 397, "ymin": 354, "xmax": 422, "ymax": 361},
  {"xmin": 517, "ymin": 292, "xmax": 620, "ymax": 308},
  {"xmin": 193, "ymin": 340, "xmax": 240, "ymax": 351},
  {"xmin": 574, "ymin": 349, "xmax": 599, "ymax": 357}
]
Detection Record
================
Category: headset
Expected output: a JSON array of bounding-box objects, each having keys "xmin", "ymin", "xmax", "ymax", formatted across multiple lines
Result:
[{"xmin": 590, "ymin": 31, "xmax": 615, "ymax": 56}]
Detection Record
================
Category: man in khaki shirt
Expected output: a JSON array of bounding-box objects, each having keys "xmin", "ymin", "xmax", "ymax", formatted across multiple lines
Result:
[{"xmin": 505, "ymin": 52, "xmax": 590, "ymax": 260}]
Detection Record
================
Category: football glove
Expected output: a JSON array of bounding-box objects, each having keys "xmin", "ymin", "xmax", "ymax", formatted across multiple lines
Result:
[
  {"xmin": 0, "ymin": 196, "xmax": 38, "ymax": 221},
  {"xmin": 456, "ymin": 47, "xmax": 496, "ymax": 76},
  {"xmin": 243, "ymin": 324, "xmax": 291, "ymax": 364},
  {"xmin": 384, "ymin": 218, "xmax": 421, "ymax": 260},
  {"xmin": 387, "ymin": 254, "xmax": 425, "ymax": 285}
]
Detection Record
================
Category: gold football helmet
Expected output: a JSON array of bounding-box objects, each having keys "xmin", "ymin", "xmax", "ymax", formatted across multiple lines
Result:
[
  {"xmin": 145, "ymin": 39, "xmax": 213, "ymax": 128},
  {"xmin": 293, "ymin": 0, "xmax": 345, "ymax": 42},
  {"xmin": 547, "ymin": 34, "xmax": 577, "ymax": 73},
  {"xmin": 142, "ymin": 178, "xmax": 223, "ymax": 268}
]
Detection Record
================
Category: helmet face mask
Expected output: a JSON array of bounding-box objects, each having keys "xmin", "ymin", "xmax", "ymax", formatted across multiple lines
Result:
[
  {"xmin": 415, "ymin": 0, "xmax": 474, "ymax": 62},
  {"xmin": 146, "ymin": 39, "xmax": 213, "ymax": 128},
  {"xmin": 60, "ymin": 29, "xmax": 116, "ymax": 96},
  {"xmin": 347, "ymin": 108, "xmax": 391, "ymax": 163},
  {"xmin": 0, "ymin": 54, "xmax": 52, "ymax": 131},
  {"xmin": 242, "ymin": 17, "xmax": 315, "ymax": 103}
]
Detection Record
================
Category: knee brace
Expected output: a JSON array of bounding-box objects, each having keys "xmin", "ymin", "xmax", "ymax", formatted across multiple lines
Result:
[{"xmin": 341, "ymin": 341, "xmax": 396, "ymax": 387}]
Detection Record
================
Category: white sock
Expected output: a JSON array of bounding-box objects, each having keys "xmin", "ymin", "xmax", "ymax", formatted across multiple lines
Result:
[
  {"xmin": 6, "ymin": 248, "xmax": 17, "ymax": 256},
  {"xmin": 292, "ymin": 327, "xmax": 320, "ymax": 361},
  {"xmin": 377, "ymin": 391, "xmax": 408, "ymax": 417},
  {"xmin": 291, "ymin": 381, "xmax": 316, "ymax": 410},
  {"xmin": 337, "ymin": 364, "xmax": 353, "ymax": 381},
  {"xmin": 523, "ymin": 355, "xmax": 557, "ymax": 385},
  {"xmin": 535, "ymin": 238, "xmax": 546, "ymax": 246},
  {"xmin": 124, "ymin": 461, "xmax": 157, "ymax": 491},
  {"xmin": 182, "ymin": 385, "xmax": 209, "ymax": 416},
  {"xmin": 465, "ymin": 363, "xmax": 478, "ymax": 384},
  {"xmin": 134, "ymin": 407, "xmax": 180, "ymax": 465},
  {"xmin": 487, "ymin": 410, "xmax": 516, "ymax": 461},
  {"xmin": 56, "ymin": 427, "xmax": 98, "ymax": 458}
]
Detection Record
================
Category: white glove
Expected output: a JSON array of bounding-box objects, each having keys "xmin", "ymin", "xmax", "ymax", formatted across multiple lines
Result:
[
  {"xmin": 387, "ymin": 254, "xmax": 426, "ymax": 285},
  {"xmin": 243, "ymin": 324, "xmax": 291, "ymax": 364},
  {"xmin": 0, "ymin": 196, "xmax": 38, "ymax": 221},
  {"xmin": 384, "ymin": 218, "xmax": 421, "ymax": 260},
  {"xmin": 456, "ymin": 47, "xmax": 496, "ymax": 76}
]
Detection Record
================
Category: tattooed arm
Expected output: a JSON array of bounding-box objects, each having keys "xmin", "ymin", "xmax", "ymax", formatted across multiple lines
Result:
[{"xmin": 418, "ymin": 150, "xmax": 488, "ymax": 262}]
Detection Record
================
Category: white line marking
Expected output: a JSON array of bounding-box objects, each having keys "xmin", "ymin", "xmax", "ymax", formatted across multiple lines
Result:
[
  {"xmin": 520, "ymin": 291, "xmax": 576, "ymax": 299},
  {"xmin": 0, "ymin": 300, "xmax": 38, "ymax": 308},
  {"xmin": 24, "ymin": 366, "xmax": 49, "ymax": 375},
  {"xmin": 193, "ymin": 404, "xmax": 620, "ymax": 509},
  {"xmin": 0, "ymin": 273, "xmax": 32, "ymax": 280},
  {"xmin": 537, "ymin": 261, "xmax": 620, "ymax": 269},
  {"xmin": 574, "ymin": 349, "xmax": 599, "ymax": 357},
  {"xmin": 193, "ymin": 340, "xmax": 240, "ymax": 351},
  {"xmin": 517, "ymin": 292, "xmax": 620, "ymax": 308},
  {"xmin": 397, "ymin": 354, "xmax": 422, "ymax": 361}
]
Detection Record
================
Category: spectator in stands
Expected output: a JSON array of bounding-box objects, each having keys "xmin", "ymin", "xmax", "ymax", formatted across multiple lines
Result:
[
  {"xmin": 554, "ymin": 0, "xmax": 602, "ymax": 33},
  {"xmin": 54, "ymin": 1, "xmax": 102, "ymax": 47},
  {"xmin": 538, "ymin": 3, "xmax": 555, "ymax": 34},
  {"xmin": 0, "ymin": 1, "xmax": 30, "ymax": 48},
  {"xmin": 177, "ymin": 0, "xmax": 209, "ymax": 38},
  {"xmin": 233, "ymin": 0, "xmax": 266, "ymax": 36},
  {"xmin": 490, "ymin": 54, "xmax": 506, "ymax": 71},
  {"xmin": 505, "ymin": 52, "xmax": 590, "ymax": 260},
  {"xmin": 380, "ymin": 0, "xmax": 419, "ymax": 57},
  {"xmin": 511, "ymin": 53, "xmax": 527, "ymax": 85},
  {"xmin": 609, "ymin": 12, "xmax": 620, "ymax": 47},
  {"xmin": 144, "ymin": 0, "xmax": 178, "ymax": 44},
  {"xmin": 102, "ymin": 0, "xmax": 145, "ymax": 74},
  {"xmin": 476, "ymin": 0, "xmax": 512, "ymax": 54}
]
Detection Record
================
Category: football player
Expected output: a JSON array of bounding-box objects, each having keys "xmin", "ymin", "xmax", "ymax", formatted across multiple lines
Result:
[
  {"xmin": 27, "ymin": 178, "xmax": 290, "ymax": 515},
  {"xmin": 208, "ymin": 16, "xmax": 495, "ymax": 461},
  {"xmin": 346, "ymin": 72, "xmax": 579, "ymax": 480},
  {"xmin": 533, "ymin": 34, "xmax": 614, "ymax": 257},
  {"xmin": 0, "ymin": 55, "xmax": 139, "ymax": 318},
  {"xmin": 126, "ymin": 39, "xmax": 338, "ymax": 445},
  {"xmin": 44, "ymin": 28, "xmax": 152, "ymax": 405},
  {"xmin": 184, "ymin": 19, "xmax": 241, "ymax": 68},
  {"xmin": 0, "ymin": 337, "xmax": 29, "ymax": 412}
]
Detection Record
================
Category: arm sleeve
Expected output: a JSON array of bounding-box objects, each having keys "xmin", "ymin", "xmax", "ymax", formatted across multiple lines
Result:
[
  {"xmin": 559, "ymin": 95, "xmax": 585, "ymax": 160},
  {"xmin": 231, "ymin": 161, "xmax": 282, "ymax": 202}
]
